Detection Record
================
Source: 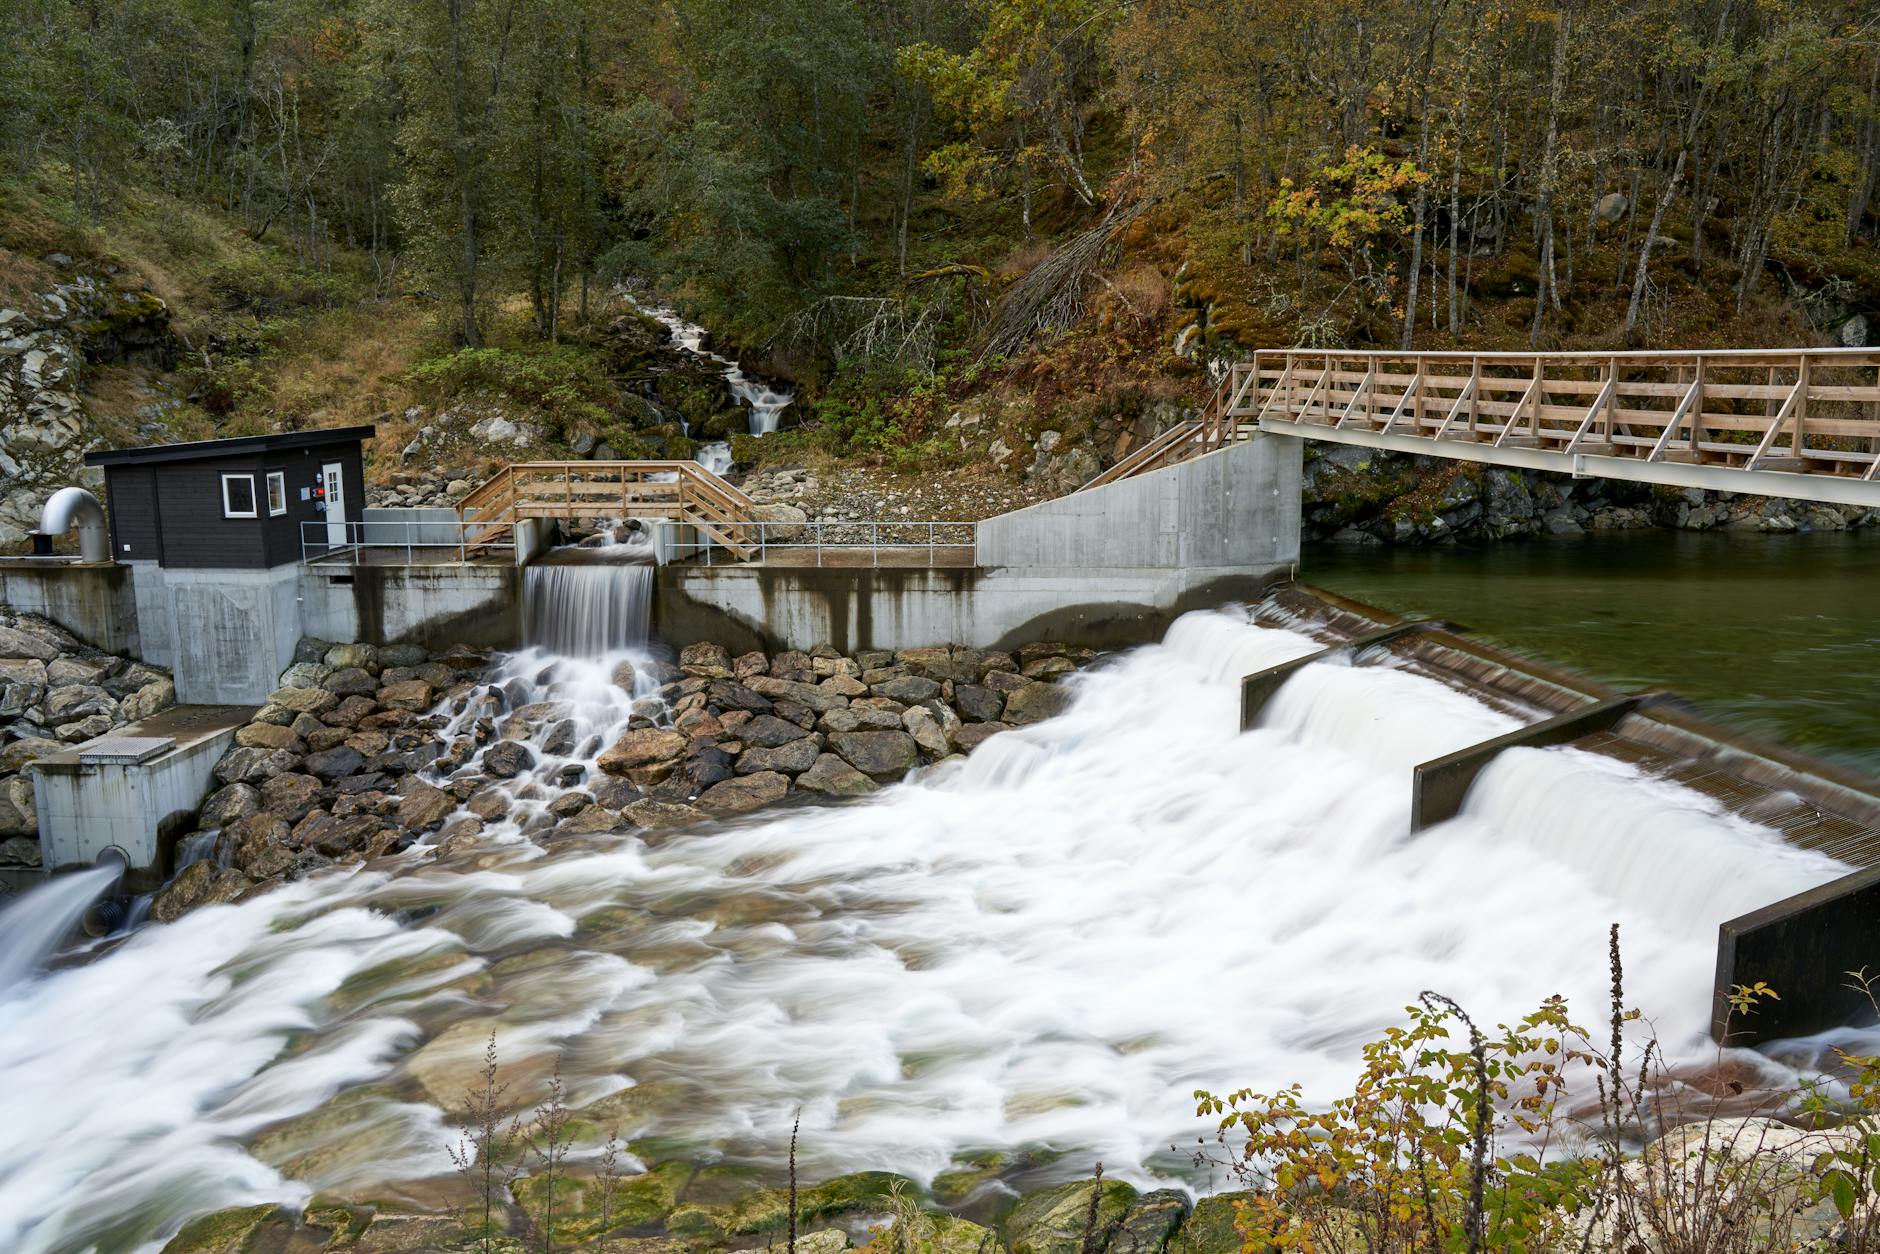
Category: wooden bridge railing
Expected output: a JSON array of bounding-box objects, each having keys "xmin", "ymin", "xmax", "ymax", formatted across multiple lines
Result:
[
  {"xmin": 1083, "ymin": 346, "xmax": 1880, "ymax": 494},
  {"xmin": 459, "ymin": 461, "xmax": 761, "ymax": 559}
]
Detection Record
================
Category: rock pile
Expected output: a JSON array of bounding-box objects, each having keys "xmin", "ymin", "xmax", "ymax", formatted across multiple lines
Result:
[
  {"xmin": 150, "ymin": 638, "xmax": 493, "ymax": 922},
  {"xmin": 0, "ymin": 608, "xmax": 175, "ymax": 870},
  {"xmin": 0, "ymin": 265, "xmax": 173, "ymax": 547},
  {"xmin": 152, "ymin": 636, "xmax": 1093, "ymax": 924}
]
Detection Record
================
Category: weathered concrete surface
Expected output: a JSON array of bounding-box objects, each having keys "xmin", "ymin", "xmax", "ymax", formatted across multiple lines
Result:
[
  {"xmin": 659, "ymin": 435, "xmax": 1303, "ymax": 652},
  {"xmin": 32, "ymin": 703, "xmax": 251, "ymax": 884},
  {"xmin": 128, "ymin": 563, "xmax": 302, "ymax": 706},
  {"xmin": 0, "ymin": 560, "xmax": 139, "ymax": 655},
  {"xmin": 298, "ymin": 563, "xmax": 521, "ymax": 652}
]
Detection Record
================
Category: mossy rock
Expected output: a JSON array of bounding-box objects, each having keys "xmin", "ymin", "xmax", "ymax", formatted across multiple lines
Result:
[
  {"xmin": 158, "ymin": 1204, "xmax": 297, "ymax": 1254},
  {"xmin": 673, "ymin": 1169, "xmax": 916, "ymax": 1240},
  {"xmin": 1164, "ymin": 1192, "xmax": 1257, "ymax": 1254},
  {"xmin": 1110, "ymin": 1190, "xmax": 1189, "ymax": 1254},
  {"xmin": 1004, "ymin": 1179, "xmax": 1138, "ymax": 1254},
  {"xmin": 860, "ymin": 1210, "xmax": 999, "ymax": 1254},
  {"xmin": 513, "ymin": 1160, "xmax": 694, "ymax": 1243},
  {"xmin": 698, "ymin": 408, "xmax": 748, "ymax": 440}
]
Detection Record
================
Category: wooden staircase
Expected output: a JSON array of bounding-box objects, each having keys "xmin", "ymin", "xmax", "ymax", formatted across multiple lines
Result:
[
  {"xmin": 1079, "ymin": 367, "xmax": 1258, "ymax": 490},
  {"xmin": 458, "ymin": 461, "xmax": 763, "ymax": 560}
]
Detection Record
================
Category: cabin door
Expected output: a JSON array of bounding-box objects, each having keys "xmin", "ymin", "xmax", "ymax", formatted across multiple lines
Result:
[{"xmin": 321, "ymin": 462, "xmax": 348, "ymax": 546}]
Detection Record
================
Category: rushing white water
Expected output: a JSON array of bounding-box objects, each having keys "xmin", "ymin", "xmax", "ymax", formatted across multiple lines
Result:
[
  {"xmin": 0, "ymin": 609, "xmax": 1853, "ymax": 1252},
  {"xmin": 626, "ymin": 295, "xmax": 794, "ymax": 435},
  {"xmin": 0, "ymin": 864, "xmax": 119, "ymax": 995},
  {"xmin": 522, "ymin": 550, "xmax": 654, "ymax": 655}
]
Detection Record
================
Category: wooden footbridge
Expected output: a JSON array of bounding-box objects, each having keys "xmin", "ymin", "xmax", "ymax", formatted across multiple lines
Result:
[
  {"xmin": 1088, "ymin": 347, "xmax": 1880, "ymax": 507},
  {"xmin": 459, "ymin": 461, "xmax": 762, "ymax": 558}
]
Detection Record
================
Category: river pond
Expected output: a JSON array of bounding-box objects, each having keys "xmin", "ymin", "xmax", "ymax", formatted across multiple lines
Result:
[{"xmin": 1306, "ymin": 530, "xmax": 1880, "ymax": 775}]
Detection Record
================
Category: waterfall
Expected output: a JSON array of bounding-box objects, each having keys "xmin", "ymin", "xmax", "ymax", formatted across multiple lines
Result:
[
  {"xmin": 625, "ymin": 294, "xmax": 794, "ymax": 436},
  {"xmin": 0, "ymin": 606, "xmax": 1858, "ymax": 1253},
  {"xmin": 0, "ymin": 863, "xmax": 120, "ymax": 994},
  {"xmin": 523, "ymin": 557, "xmax": 653, "ymax": 656}
]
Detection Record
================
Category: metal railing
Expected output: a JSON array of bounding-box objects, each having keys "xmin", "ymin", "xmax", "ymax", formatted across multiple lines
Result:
[
  {"xmin": 300, "ymin": 516, "xmax": 516, "ymax": 565},
  {"xmin": 663, "ymin": 519, "xmax": 978, "ymax": 567}
]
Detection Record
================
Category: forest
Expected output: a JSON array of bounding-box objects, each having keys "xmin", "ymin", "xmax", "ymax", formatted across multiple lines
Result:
[{"xmin": 1, "ymin": 0, "xmax": 1878, "ymax": 453}]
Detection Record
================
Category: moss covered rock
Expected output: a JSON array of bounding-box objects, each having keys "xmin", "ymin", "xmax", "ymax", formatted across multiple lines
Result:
[
  {"xmin": 158, "ymin": 1204, "xmax": 296, "ymax": 1253},
  {"xmin": 1164, "ymin": 1192, "xmax": 1258, "ymax": 1254},
  {"xmin": 1005, "ymin": 1179, "xmax": 1139, "ymax": 1254}
]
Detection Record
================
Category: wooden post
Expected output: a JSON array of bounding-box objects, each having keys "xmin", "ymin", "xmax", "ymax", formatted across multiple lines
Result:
[
  {"xmin": 1691, "ymin": 355, "xmax": 1707, "ymax": 455},
  {"xmin": 1468, "ymin": 357, "xmax": 1481, "ymax": 436},
  {"xmin": 1530, "ymin": 357, "xmax": 1543, "ymax": 439},
  {"xmin": 1605, "ymin": 356, "xmax": 1618, "ymax": 444},
  {"xmin": 1415, "ymin": 359, "xmax": 1425, "ymax": 431},
  {"xmin": 1795, "ymin": 353, "xmax": 1810, "ymax": 459}
]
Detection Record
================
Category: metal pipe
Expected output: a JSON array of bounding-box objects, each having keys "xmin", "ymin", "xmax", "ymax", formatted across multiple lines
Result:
[{"xmin": 37, "ymin": 486, "xmax": 110, "ymax": 562}]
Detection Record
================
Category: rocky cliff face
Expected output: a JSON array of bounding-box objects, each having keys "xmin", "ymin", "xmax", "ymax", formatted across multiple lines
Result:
[{"xmin": 0, "ymin": 263, "xmax": 174, "ymax": 547}]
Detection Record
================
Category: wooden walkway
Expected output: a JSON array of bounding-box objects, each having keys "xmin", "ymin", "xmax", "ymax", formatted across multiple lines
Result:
[
  {"xmin": 459, "ymin": 461, "xmax": 761, "ymax": 559},
  {"xmin": 1087, "ymin": 348, "xmax": 1880, "ymax": 507}
]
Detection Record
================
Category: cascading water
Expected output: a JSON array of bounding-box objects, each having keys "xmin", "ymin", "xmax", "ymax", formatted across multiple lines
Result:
[
  {"xmin": 626, "ymin": 295, "xmax": 793, "ymax": 436},
  {"xmin": 0, "ymin": 607, "xmax": 1857, "ymax": 1253},
  {"xmin": 522, "ymin": 532, "xmax": 655, "ymax": 656}
]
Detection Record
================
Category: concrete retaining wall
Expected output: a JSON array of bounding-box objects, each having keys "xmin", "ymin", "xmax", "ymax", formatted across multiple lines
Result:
[
  {"xmin": 659, "ymin": 434, "xmax": 1303, "ymax": 652},
  {"xmin": 298, "ymin": 563, "xmax": 521, "ymax": 653},
  {"xmin": 0, "ymin": 560, "xmax": 140, "ymax": 655},
  {"xmin": 128, "ymin": 562, "xmax": 302, "ymax": 705}
]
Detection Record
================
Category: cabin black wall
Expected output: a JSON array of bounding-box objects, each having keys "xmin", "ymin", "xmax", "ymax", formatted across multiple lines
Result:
[{"xmin": 103, "ymin": 466, "xmax": 162, "ymax": 561}]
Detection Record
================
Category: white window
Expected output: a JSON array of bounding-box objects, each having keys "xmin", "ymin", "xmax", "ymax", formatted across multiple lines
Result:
[
  {"xmin": 222, "ymin": 473, "xmax": 258, "ymax": 518},
  {"xmin": 266, "ymin": 471, "xmax": 287, "ymax": 516}
]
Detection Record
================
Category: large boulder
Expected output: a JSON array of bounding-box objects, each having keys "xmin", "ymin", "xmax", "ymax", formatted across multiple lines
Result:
[
  {"xmin": 680, "ymin": 642, "xmax": 734, "ymax": 679},
  {"xmin": 830, "ymin": 730, "xmax": 920, "ymax": 779},
  {"xmin": 697, "ymin": 771, "xmax": 789, "ymax": 815},
  {"xmin": 0, "ymin": 625, "xmax": 60, "ymax": 661},
  {"xmin": 598, "ymin": 729, "xmax": 688, "ymax": 776},
  {"xmin": 214, "ymin": 746, "xmax": 301, "ymax": 786},
  {"xmin": 259, "ymin": 773, "xmax": 323, "ymax": 822},
  {"xmin": 1003, "ymin": 682, "xmax": 1073, "ymax": 726},
  {"xmin": 396, "ymin": 780, "xmax": 455, "ymax": 831},
  {"xmin": 481, "ymin": 739, "xmax": 535, "ymax": 779},
  {"xmin": 1006, "ymin": 1179, "xmax": 1139, "ymax": 1254},
  {"xmin": 303, "ymin": 745, "xmax": 366, "ymax": 781},
  {"xmin": 796, "ymin": 753, "xmax": 877, "ymax": 796},
  {"xmin": 376, "ymin": 679, "xmax": 434, "ymax": 712},
  {"xmin": 199, "ymin": 782, "xmax": 261, "ymax": 829}
]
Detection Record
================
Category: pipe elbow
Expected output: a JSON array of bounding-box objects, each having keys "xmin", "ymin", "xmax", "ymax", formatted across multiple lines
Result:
[{"xmin": 37, "ymin": 487, "xmax": 110, "ymax": 563}]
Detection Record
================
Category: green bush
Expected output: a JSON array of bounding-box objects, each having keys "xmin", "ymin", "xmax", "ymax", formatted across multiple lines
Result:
[{"xmin": 408, "ymin": 343, "xmax": 619, "ymax": 434}]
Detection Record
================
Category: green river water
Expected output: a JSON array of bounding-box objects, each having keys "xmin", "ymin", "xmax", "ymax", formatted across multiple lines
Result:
[{"xmin": 1305, "ymin": 530, "xmax": 1880, "ymax": 776}]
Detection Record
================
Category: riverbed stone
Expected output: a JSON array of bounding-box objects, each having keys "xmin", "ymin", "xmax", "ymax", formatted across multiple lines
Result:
[
  {"xmin": 482, "ymin": 739, "xmax": 535, "ymax": 778},
  {"xmin": 622, "ymin": 797, "xmax": 708, "ymax": 829},
  {"xmin": 599, "ymin": 729, "xmax": 689, "ymax": 775},
  {"xmin": 199, "ymin": 782, "xmax": 260, "ymax": 828},
  {"xmin": 396, "ymin": 779, "xmax": 455, "ymax": 831},
  {"xmin": 797, "ymin": 753, "xmax": 877, "ymax": 796},
  {"xmin": 831, "ymin": 730, "xmax": 920, "ymax": 778},
  {"xmin": 556, "ymin": 804, "xmax": 623, "ymax": 834},
  {"xmin": 1003, "ymin": 682, "xmax": 1073, "ymax": 725},
  {"xmin": 259, "ymin": 772, "xmax": 324, "ymax": 821},
  {"xmin": 1007, "ymin": 1179, "xmax": 1139, "ymax": 1254},
  {"xmin": 954, "ymin": 722, "xmax": 1013, "ymax": 751},
  {"xmin": 698, "ymin": 770, "xmax": 789, "ymax": 814},
  {"xmin": 736, "ymin": 736, "xmax": 820, "ymax": 776}
]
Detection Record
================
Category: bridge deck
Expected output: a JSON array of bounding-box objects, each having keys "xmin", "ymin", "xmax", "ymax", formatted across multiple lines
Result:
[{"xmin": 1088, "ymin": 348, "xmax": 1880, "ymax": 507}]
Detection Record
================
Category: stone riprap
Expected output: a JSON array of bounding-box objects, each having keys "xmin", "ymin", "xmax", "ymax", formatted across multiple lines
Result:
[
  {"xmin": 0, "ymin": 607, "xmax": 175, "ymax": 871},
  {"xmin": 152, "ymin": 637, "xmax": 1091, "ymax": 923}
]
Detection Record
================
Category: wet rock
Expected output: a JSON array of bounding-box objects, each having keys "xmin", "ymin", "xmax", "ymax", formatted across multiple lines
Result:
[
  {"xmin": 698, "ymin": 770, "xmax": 790, "ymax": 814},
  {"xmin": 903, "ymin": 705, "xmax": 956, "ymax": 756},
  {"xmin": 396, "ymin": 779, "xmax": 455, "ymax": 831},
  {"xmin": 1021, "ymin": 655, "xmax": 1076, "ymax": 681},
  {"xmin": 1004, "ymin": 682, "xmax": 1073, "ymax": 726},
  {"xmin": 199, "ymin": 782, "xmax": 260, "ymax": 828},
  {"xmin": 797, "ymin": 753, "xmax": 877, "ymax": 796},
  {"xmin": 304, "ymin": 745, "xmax": 366, "ymax": 781},
  {"xmin": 954, "ymin": 722, "xmax": 1013, "ymax": 750},
  {"xmin": 1114, "ymin": 1189, "xmax": 1189, "ymax": 1254},
  {"xmin": 482, "ymin": 739, "xmax": 535, "ymax": 779},
  {"xmin": 467, "ymin": 788, "xmax": 510, "ymax": 821},
  {"xmin": 830, "ymin": 730, "xmax": 920, "ymax": 779},
  {"xmin": 1007, "ymin": 1179, "xmax": 1139, "ymax": 1254},
  {"xmin": 736, "ymin": 736, "xmax": 820, "ymax": 775},
  {"xmin": 598, "ymin": 728, "xmax": 688, "ymax": 775},
  {"xmin": 680, "ymin": 641, "xmax": 735, "ymax": 678},
  {"xmin": 622, "ymin": 797, "xmax": 709, "ymax": 829},
  {"xmin": 707, "ymin": 679, "xmax": 776, "ymax": 713},
  {"xmin": 548, "ymin": 789, "xmax": 594, "ymax": 819},
  {"xmin": 556, "ymin": 804, "xmax": 623, "ymax": 834},
  {"xmin": 223, "ymin": 815, "xmax": 293, "ymax": 879},
  {"xmin": 540, "ymin": 717, "xmax": 578, "ymax": 756}
]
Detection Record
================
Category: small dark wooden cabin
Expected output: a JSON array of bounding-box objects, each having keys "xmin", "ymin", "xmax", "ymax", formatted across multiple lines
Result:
[{"xmin": 85, "ymin": 426, "xmax": 373, "ymax": 569}]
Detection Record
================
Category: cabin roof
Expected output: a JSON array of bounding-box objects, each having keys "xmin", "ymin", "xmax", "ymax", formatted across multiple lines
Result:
[{"xmin": 84, "ymin": 424, "xmax": 376, "ymax": 468}]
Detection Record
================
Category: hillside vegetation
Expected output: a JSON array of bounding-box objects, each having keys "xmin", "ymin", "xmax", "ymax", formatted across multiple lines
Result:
[{"xmin": 0, "ymin": 0, "xmax": 1877, "ymax": 501}]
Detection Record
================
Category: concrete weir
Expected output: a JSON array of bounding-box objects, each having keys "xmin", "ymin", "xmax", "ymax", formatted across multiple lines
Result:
[
  {"xmin": 658, "ymin": 433, "xmax": 1302, "ymax": 652},
  {"xmin": 1242, "ymin": 586, "xmax": 1880, "ymax": 1045}
]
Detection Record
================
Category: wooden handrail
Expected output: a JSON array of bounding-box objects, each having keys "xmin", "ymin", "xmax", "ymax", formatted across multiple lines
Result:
[
  {"xmin": 455, "ymin": 460, "xmax": 762, "ymax": 558},
  {"xmin": 1084, "ymin": 347, "xmax": 1880, "ymax": 490}
]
